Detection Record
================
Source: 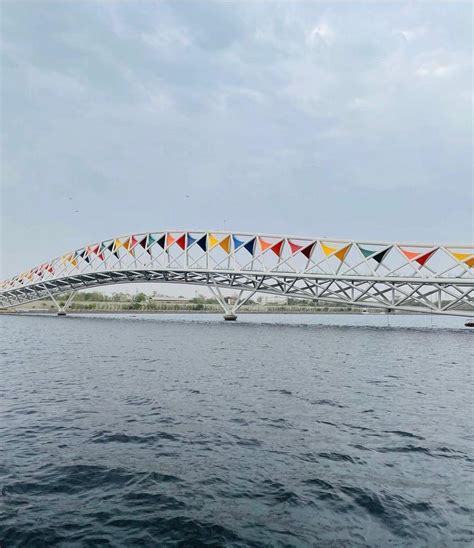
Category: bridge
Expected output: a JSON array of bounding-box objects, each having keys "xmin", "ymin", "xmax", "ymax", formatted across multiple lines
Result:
[{"xmin": 1, "ymin": 230, "xmax": 473, "ymax": 318}]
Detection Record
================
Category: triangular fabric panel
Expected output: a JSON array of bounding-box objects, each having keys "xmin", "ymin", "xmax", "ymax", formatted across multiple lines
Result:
[
  {"xmin": 371, "ymin": 248, "xmax": 391, "ymax": 264},
  {"xmin": 209, "ymin": 234, "xmax": 219, "ymax": 249},
  {"xmin": 358, "ymin": 245, "xmax": 376, "ymax": 259},
  {"xmin": 401, "ymin": 248, "xmax": 420, "ymax": 261},
  {"xmin": 451, "ymin": 252, "xmax": 472, "ymax": 262},
  {"xmin": 219, "ymin": 235, "xmax": 231, "ymax": 254},
  {"xmin": 321, "ymin": 242, "xmax": 336, "ymax": 257},
  {"xmin": 288, "ymin": 241, "xmax": 303, "ymax": 254},
  {"xmin": 243, "ymin": 237, "xmax": 256, "ymax": 255},
  {"xmin": 301, "ymin": 243, "xmax": 315, "ymax": 259},
  {"xmin": 90, "ymin": 244, "xmax": 104, "ymax": 260},
  {"xmin": 187, "ymin": 234, "xmax": 196, "ymax": 248},
  {"xmin": 175, "ymin": 234, "xmax": 186, "ymax": 250},
  {"xmin": 270, "ymin": 240, "xmax": 284, "ymax": 257},
  {"xmin": 196, "ymin": 235, "xmax": 207, "ymax": 252},
  {"xmin": 166, "ymin": 234, "xmax": 175, "ymax": 248},
  {"xmin": 156, "ymin": 235, "xmax": 166, "ymax": 249},
  {"xmin": 232, "ymin": 235, "xmax": 245, "ymax": 250},
  {"xmin": 465, "ymin": 257, "xmax": 474, "ymax": 268},
  {"xmin": 335, "ymin": 244, "xmax": 351, "ymax": 262},
  {"xmin": 138, "ymin": 235, "xmax": 148, "ymax": 249},
  {"xmin": 145, "ymin": 235, "xmax": 155, "ymax": 254},
  {"xmin": 259, "ymin": 237, "xmax": 272, "ymax": 252},
  {"xmin": 99, "ymin": 242, "xmax": 108, "ymax": 255},
  {"xmin": 415, "ymin": 249, "xmax": 437, "ymax": 266},
  {"xmin": 123, "ymin": 236, "xmax": 137, "ymax": 255},
  {"xmin": 113, "ymin": 239, "xmax": 123, "ymax": 253}
]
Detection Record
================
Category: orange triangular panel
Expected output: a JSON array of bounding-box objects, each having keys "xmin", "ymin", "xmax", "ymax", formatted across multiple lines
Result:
[
  {"xmin": 271, "ymin": 240, "xmax": 284, "ymax": 257},
  {"xmin": 123, "ymin": 237, "xmax": 137, "ymax": 255},
  {"xmin": 219, "ymin": 235, "xmax": 231, "ymax": 254},
  {"xmin": 415, "ymin": 249, "xmax": 437, "ymax": 266},
  {"xmin": 166, "ymin": 233, "xmax": 175, "ymax": 248},
  {"xmin": 321, "ymin": 242, "xmax": 336, "ymax": 257},
  {"xmin": 259, "ymin": 238, "xmax": 272, "ymax": 252},
  {"xmin": 288, "ymin": 241, "xmax": 303, "ymax": 254},
  {"xmin": 465, "ymin": 257, "xmax": 474, "ymax": 268},
  {"xmin": 335, "ymin": 244, "xmax": 351, "ymax": 262},
  {"xmin": 401, "ymin": 248, "xmax": 420, "ymax": 261}
]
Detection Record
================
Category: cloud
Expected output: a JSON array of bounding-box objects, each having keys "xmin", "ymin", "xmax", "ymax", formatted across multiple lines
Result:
[{"xmin": 0, "ymin": 0, "xmax": 472, "ymax": 280}]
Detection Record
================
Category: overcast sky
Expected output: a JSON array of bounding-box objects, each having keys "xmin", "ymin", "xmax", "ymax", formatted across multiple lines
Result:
[{"xmin": 1, "ymin": 0, "xmax": 472, "ymax": 282}]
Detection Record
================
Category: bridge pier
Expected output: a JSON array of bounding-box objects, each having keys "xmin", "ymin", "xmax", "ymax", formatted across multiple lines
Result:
[
  {"xmin": 47, "ymin": 289, "xmax": 76, "ymax": 316},
  {"xmin": 224, "ymin": 314, "xmax": 238, "ymax": 321},
  {"xmin": 209, "ymin": 282, "xmax": 263, "ymax": 321}
]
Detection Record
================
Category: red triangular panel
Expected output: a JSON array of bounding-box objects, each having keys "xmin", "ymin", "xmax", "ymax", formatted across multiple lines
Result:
[
  {"xmin": 301, "ymin": 243, "xmax": 315, "ymax": 259},
  {"xmin": 176, "ymin": 234, "xmax": 186, "ymax": 250},
  {"xmin": 289, "ymin": 241, "xmax": 302, "ymax": 254},
  {"xmin": 271, "ymin": 240, "xmax": 284, "ymax": 257},
  {"xmin": 415, "ymin": 249, "xmax": 437, "ymax": 266}
]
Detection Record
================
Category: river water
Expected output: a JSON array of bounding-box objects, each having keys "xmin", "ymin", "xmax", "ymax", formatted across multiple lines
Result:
[{"xmin": 1, "ymin": 313, "xmax": 473, "ymax": 546}]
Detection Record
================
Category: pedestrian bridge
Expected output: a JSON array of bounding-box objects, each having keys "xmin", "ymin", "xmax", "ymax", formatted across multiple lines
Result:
[{"xmin": 1, "ymin": 230, "xmax": 473, "ymax": 317}]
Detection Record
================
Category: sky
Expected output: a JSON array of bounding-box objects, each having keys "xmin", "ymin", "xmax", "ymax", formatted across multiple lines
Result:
[{"xmin": 1, "ymin": 0, "xmax": 472, "ymax": 285}]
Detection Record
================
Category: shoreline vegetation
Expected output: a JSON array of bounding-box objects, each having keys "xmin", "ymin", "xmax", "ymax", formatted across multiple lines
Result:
[{"xmin": 5, "ymin": 290, "xmax": 391, "ymax": 315}]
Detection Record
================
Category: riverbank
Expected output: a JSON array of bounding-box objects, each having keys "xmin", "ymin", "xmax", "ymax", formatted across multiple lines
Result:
[{"xmin": 2, "ymin": 307, "xmax": 387, "ymax": 315}]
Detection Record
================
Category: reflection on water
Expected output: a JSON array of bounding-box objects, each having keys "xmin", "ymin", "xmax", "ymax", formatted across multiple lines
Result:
[{"xmin": 1, "ymin": 314, "xmax": 472, "ymax": 546}]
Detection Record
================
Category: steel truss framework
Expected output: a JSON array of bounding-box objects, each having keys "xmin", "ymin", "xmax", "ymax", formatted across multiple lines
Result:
[{"xmin": 1, "ymin": 230, "xmax": 473, "ymax": 316}]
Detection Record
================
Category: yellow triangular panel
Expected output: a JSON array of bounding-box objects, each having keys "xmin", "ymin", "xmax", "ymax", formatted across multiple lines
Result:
[
  {"xmin": 219, "ymin": 235, "xmax": 231, "ymax": 254},
  {"xmin": 209, "ymin": 234, "xmax": 219, "ymax": 249},
  {"xmin": 113, "ymin": 239, "xmax": 123, "ymax": 252},
  {"xmin": 452, "ymin": 252, "xmax": 472, "ymax": 262},
  {"xmin": 335, "ymin": 244, "xmax": 351, "ymax": 262},
  {"xmin": 321, "ymin": 242, "xmax": 336, "ymax": 257}
]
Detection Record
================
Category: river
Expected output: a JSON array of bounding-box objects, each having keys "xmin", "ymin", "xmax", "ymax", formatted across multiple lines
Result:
[{"xmin": 1, "ymin": 313, "xmax": 472, "ymax": 546}]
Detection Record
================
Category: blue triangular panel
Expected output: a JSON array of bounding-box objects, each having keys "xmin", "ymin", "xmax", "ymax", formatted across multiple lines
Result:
[
  {"xmin": 232, "ymin": 235, "xmax": 245, "ymax": 250},
  {"xmin": 244, "ymin": 237, "xmax": 256, "ymax": 255},
  {"xmin": 187, "ymin": 234, "xmax": 196, "ymax": 248}
]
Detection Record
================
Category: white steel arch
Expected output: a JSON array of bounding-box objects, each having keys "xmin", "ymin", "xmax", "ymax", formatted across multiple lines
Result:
[{"xmin": 1, "ymin": 230, "xmax": 473, "ymax": 316}]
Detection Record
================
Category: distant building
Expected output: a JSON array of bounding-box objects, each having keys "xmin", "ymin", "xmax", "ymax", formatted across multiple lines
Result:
[{"xmin": 260, "ymin": 295, "xmax": 288, "ymax": 305}]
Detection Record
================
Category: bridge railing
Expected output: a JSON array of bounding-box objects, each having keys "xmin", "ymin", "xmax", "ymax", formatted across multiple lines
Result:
[{"xmin": 2, "ymin": 230, "xmax": 473, "ymax": 292}]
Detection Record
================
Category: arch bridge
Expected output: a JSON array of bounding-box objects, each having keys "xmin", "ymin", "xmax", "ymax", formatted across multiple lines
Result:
[{"xmin": 1, "ymin": 230, "xmax": 473, "ymax": 318}]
